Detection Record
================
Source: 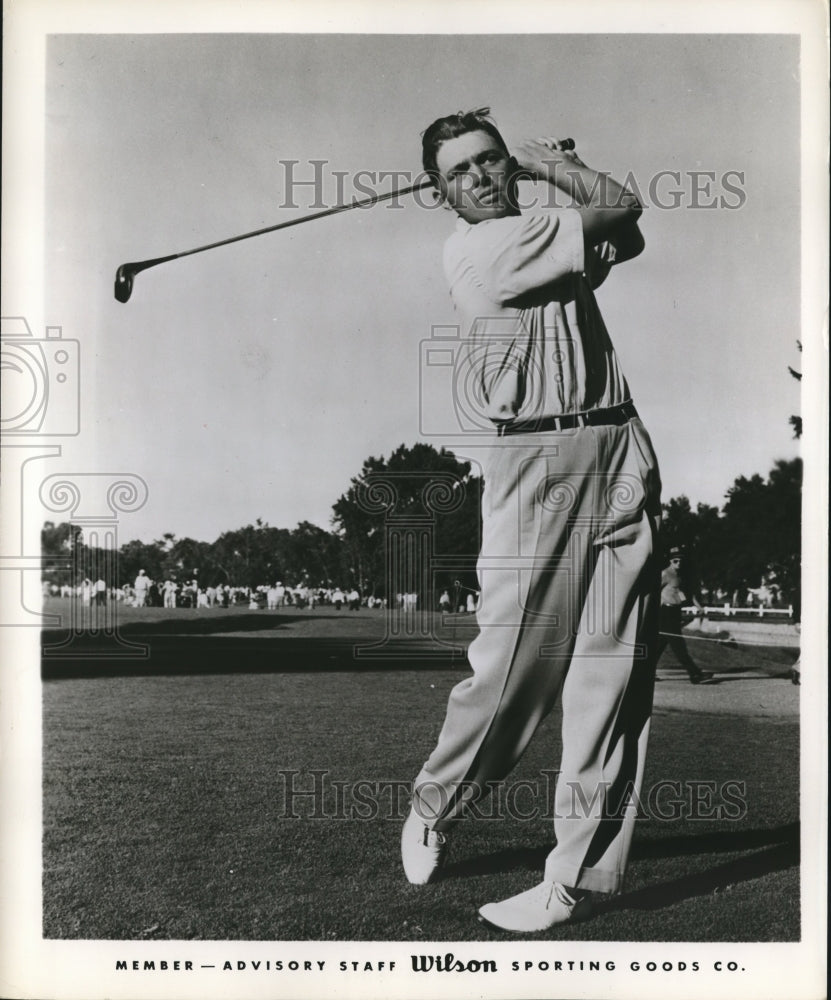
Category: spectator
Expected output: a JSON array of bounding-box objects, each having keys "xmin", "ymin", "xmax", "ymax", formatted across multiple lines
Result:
[
  {"xmin": 134, "ymin": 570, "xmax": 151, "ymax": 607},
  {"xmin": 656, "ymin": 548, "xmax": 714, "ymax": 684},
  {"xmin": 163, "ymin": 579, "xmax": 178, "ymax": 608}
]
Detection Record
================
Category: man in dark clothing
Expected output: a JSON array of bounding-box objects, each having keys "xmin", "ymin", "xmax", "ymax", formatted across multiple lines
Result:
[{"xmin": 656, "ymin": 547, "xmax": 714, "ymax": 684}]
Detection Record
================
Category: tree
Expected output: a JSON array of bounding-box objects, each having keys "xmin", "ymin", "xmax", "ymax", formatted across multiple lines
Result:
[
  {"xmin": 660, "ymin": 457, "xmax": 801, "ymax": 608},
  {"xmin": 40, "ymin": 521, "xmax": 82, "ymax": 586},
  {"xmin": 332, "ymin": 443, "xmax": 483, "ymax": 598},
  {"xmin": 660, "ymin": 497, "xmax": 726, "ymax": 598},
  {"xmin": 162, "ymin": 536, "xmax": 220, "ymax": 588},
  {"xmin": 286, "ymin": 521, "xmax": 347, "ymax": 586},
  {"xmin": 211, "ymin": 521, "xmax": 277, "ymax": 587},
  {"xmin": 204, "ymin": 518, "xmax": 344, "ymax": 588},
  {"xmin": 118, "ymin": 538, "xmax": 166, "ymax": 586},
  {"xmin": 41, "ymin": 517, "xmax": 355, "ymax": 593},
  {"xmin": 788, "ymin": 340, "xmax": 802, "ymax": 439},
  {"xmin": 728, "ymin": 459, "xmax": 801, "ymax": 592},
  {"xmin": 718, "ymin": 458, "xmax": 801, "ymax": 604}
]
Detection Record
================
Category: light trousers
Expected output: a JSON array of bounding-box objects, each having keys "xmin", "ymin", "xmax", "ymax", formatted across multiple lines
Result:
[{"xmin": 413, "ymin": 418, "xmax": 662, "ymax": 894}]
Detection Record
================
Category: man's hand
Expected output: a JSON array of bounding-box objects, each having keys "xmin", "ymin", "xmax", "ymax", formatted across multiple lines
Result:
[
  {"xmin": 513, "ymin": 134, "xmax": 642, "ymax": 246},
  {"xmin": 512, "ymin": 137, "xmax": 586, "ymax": 181}
]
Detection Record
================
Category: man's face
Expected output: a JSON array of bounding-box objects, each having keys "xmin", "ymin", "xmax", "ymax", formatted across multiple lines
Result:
[{"xmin": 434, "ymin": 130, "xmax": 518, "ymax": 224}]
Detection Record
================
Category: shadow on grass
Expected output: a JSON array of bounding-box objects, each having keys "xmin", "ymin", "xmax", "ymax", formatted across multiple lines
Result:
[
  {"xmin": 658, "ymin": 669, "xmax": 795, "ymax": 683},
  {"xmin": 443, "ymin": 822, "xmax": 799, "ymax": 914},
  {"xmin": 705, "ymin": 673, "xmax": 794, "ymax": 683},
  {"xmin": 41, "ymin": 632, "xmax": 468, "ymax": 678},
  {"xmin": 604, "ymin": 822, "xmax": 799, "ymax": 914},
  {"xmin": 659, "ymin": 676, "xmax": 798, "ymax": 687},
  {"xmin": 629, "ymin": 821, "xmax": 799, "ymax": 860},
  {"xmin": 443, "ymin": 844, "xmax": 551, "ymax": 880},
  {"xmin": 48, "ymin": 611, "xmax": 342, "ymax": 637}
]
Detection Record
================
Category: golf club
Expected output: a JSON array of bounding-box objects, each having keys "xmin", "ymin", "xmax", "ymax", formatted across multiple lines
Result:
[
  {"xmin": 114, "ymin": 180, "xmax": 433, "ymax": 303},
  {"xmin": 114, "ymin": 139, "xmax": 576, "ymax": 303}
]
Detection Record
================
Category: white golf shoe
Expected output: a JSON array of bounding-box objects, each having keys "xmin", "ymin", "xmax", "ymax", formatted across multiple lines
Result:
[
  {"xmin": 478, "ymin": 880, "xmax": 593, "ymax": 932},
  {"xmin": 401, "ymin": 807, "xmax": 449, "ymax": 884}
]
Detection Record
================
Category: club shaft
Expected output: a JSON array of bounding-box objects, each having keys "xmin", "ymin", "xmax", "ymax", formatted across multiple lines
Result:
[{"xmin": 170, "ymin": 180, "xmax": 434, "ymax": 263}]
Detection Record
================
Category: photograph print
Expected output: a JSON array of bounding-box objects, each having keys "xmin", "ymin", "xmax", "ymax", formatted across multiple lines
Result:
[{"xmin": 1, "ymin": 3, "xmax": 827, "ymax": 1000}]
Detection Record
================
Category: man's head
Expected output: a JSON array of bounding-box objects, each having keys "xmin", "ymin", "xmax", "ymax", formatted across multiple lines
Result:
[
  {"xmin": 668, "ymin": 547, "xmax": 684, "ymax": 568},
  {"xmin": 422, "ymin": 107, "xmax": 520, "ymax": 224}
]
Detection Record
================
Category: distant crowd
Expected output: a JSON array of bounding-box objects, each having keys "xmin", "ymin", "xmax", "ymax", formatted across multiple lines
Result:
[
  {"xmin": 43, "ymin": 574, "xmax": 784, "ymax": 615},
  {"xmin": 46, "ymin": 573, "xmax": 394, "ymax": 611},
  {"xmin": 42, "ymin": 574, "xmax": 487, "ymax": 613}
]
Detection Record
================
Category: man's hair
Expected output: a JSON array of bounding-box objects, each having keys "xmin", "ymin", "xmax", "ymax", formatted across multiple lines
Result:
[{"xmin": 421, "ymin": 107, "xmax": 510, "ymax": 186}]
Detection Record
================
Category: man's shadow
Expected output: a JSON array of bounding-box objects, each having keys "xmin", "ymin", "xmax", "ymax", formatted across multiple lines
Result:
[{"xmin": 442, "ymin": 822, "xmax": 799, "ymax": 913}]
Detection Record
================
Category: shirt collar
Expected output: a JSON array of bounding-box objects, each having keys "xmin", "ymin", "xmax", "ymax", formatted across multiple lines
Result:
[{"xmin": 455, "ymin": 214, "xmax": 512, "ymax": 232}]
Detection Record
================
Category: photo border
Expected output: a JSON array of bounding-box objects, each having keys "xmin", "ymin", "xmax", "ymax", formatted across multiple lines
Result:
[{"xmin": 1, "ymin": 2, "xmax": 827, "ymax": 999}]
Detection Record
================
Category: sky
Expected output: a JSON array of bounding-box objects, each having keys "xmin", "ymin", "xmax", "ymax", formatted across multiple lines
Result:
[{"xmin": 19, "ymin": 27, "xmax": 811, "ymax": 544}]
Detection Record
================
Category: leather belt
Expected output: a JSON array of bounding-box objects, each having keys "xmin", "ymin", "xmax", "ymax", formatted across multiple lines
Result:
[{"xmin": 496, "ymin": 400, "xmax": 638, "ymax": 436}]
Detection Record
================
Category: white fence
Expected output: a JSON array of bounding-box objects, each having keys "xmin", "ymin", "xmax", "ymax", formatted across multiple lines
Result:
[{"xmin": 685, "ymin": 605, "xmax": 794, "ymax": 620}]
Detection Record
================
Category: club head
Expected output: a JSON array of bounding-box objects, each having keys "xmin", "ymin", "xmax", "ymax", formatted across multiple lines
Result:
[{"xmin": 114, "ymin": 264, "xmax": 135, "ymax": 303}]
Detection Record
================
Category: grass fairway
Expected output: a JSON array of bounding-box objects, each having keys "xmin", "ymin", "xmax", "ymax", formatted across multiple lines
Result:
[{"xmin": 42, "ymin": 605, "xmax": 800, "ymax": 941}]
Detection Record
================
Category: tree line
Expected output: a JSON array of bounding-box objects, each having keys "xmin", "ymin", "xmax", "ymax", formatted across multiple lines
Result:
[{"xmin": 41, "ymin": 446, "xmax": 801, "ymax": 609}]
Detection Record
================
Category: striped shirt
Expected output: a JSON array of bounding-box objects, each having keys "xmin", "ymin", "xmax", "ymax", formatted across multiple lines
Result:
[{"xmin": 443, "ymin": 209, "xmax": 632, "ymax": 423}]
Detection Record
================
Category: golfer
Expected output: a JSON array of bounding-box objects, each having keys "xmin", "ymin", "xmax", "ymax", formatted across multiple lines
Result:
[{"xmin": 401, "ymin": 109, "xmax": 662, "ymax": 932}]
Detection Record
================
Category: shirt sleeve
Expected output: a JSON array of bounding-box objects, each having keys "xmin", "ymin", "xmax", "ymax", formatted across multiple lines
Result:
[
  {"xmin": 462, "ymin": 210, "xmax": 585, "ymax": 305},
  {"xmin": 585, "ymin": 240, "xmax": 618, "ymax": 290}
]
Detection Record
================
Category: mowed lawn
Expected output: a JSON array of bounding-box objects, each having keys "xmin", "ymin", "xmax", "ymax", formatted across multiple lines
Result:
[{"xmin": 42, "ymin": 605, "xmax": 800, "ymax": 942}]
